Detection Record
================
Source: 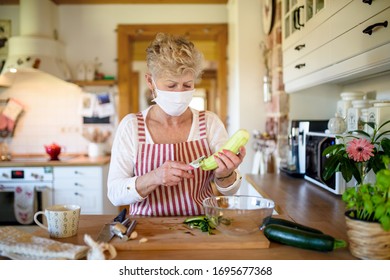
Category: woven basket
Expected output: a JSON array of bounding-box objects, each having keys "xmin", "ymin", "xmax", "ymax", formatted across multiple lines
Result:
[{"xmin": 345, "ymin": 211, "xmax": 390, "ymax": 260}]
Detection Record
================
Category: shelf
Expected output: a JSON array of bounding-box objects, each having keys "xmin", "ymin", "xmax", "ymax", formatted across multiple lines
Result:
[{"xmin": 72, "ymin": 80, "xmax": 116, "ymax": 87}]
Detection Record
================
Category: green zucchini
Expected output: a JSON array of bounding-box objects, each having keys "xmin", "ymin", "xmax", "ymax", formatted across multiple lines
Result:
[
  {"xmin": 264, "ymin": 224, "xmax": 347, "ymax": 252},
  {"xmin": 263, "ymin": 217, "xmax": 323, "ymax": 234}
]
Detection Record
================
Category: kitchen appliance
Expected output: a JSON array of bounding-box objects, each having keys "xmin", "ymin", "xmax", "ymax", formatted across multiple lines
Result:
[
  {"xmin": 304, "ymin": 132, "xmax": 354, "ymax": 195},
  {"xmin": 280, "ymin": 120, "xmax": 328, "ymax": 177},
  {"xmin": 0, "ymin": 0, "xmax": 71, "ymax": 80},
  {"xmin": 0, "ymin": 167, "xmax": 53, "ymax": 225}
]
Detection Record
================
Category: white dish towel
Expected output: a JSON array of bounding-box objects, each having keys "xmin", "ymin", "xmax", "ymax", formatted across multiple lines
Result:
[{"xmin": 14, "ymin": 185, "xmax": 36, "ymax": 224}]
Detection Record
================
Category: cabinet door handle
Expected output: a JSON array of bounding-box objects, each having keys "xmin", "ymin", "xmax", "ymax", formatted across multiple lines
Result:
[
  {"xmin": 295, "ymin": 63, "xmax": 306, "ymax": 69},
  {"xmin": 362, "ymin": 21, "xmax": 388, "ymax": 35},
  {"xmin": 362, "ymin": 0, "xmax": 372, "ymax": 5},
  {"xmin": 74, "ymin": 192, "xmax": 80, "ymax": 196},
  {"xmin": 294, "ymin": 44, "xmax": 306, "ymax": 51},
  {"xmin": 297, "ymin": 6, "xmax": 305, "ymax": 28},
  {"xmin": 293, "ymin": 8, "xmax": 301, "ymax": 30}
]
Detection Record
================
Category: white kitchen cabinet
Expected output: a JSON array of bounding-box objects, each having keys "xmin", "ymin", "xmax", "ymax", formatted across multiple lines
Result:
[
  {"xmin": 282, "ymin": 0, "xmax": 352, "ymax": 50},
  {"xmin": 283, "ymin": 0, "xmax": 390, "ymax": 93},
  {"xmin": 53, "ymin": 165, "xmax": 117, "ymax": 214}
]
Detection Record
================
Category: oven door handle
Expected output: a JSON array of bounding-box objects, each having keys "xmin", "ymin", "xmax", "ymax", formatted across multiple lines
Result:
[
  {"xmin": 317, "ymin": 138, "xmax": 329, "ymax": 184},
  {"xmin": 0, "ymin": 184, "xmax": 52, "ymax": 192},
  {"xmin": 35, "ymin": 185, "xmax": 52, "ymax": 191}
]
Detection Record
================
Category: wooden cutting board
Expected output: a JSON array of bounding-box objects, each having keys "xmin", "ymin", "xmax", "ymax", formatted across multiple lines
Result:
[{"xmin": 110, "ymin": 217, "xmax": 270, "ymax": 251}]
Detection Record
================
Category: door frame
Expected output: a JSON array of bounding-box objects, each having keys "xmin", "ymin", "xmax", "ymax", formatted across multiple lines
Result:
[{"xmin": 116, "ymin": 23, "xmax": 228, "ymax": 124}]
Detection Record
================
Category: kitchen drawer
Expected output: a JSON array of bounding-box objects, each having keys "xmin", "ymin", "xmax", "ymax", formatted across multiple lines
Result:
[
  {"xmin": 329, "ymin": 7, "xmax": 390, "ymax": 66},
  {"xmin": 54, "ymin": 178, "xmax": 101, "ymax": 191},
  {"xmin": 330, "ymin": 0, "xmax": 390, "ymax": 40},
  {"xmin": 54, "ymin": 189, "xmax": 101, "ymax": 214},
  {"xmin": 283, "ymin": 19, "xmax": 331, "ymax": 67},
  {"xmin": 283, "ymin": 42, "xmax": 331, "ymax": 83},
  {"xmin": 54, "ymin": 166, "xmax": 102, "ymax": 179},
  {"xmin": 283, "ymin": 0, "xmax": 389, "ymax": 67}
]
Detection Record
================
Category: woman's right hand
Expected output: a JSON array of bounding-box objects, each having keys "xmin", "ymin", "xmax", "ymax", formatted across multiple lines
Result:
[
  {"xmin": 154, "ymin": 160, "xmax": 194, "ymax": 187},
  {"xmin": 135, "ymin": 160, "xmax": 194, "ymax": 197}
]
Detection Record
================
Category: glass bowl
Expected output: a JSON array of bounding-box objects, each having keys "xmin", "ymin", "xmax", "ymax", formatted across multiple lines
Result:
[{"xmin": 203, "ymin": 195, "xmax": 275, "ymax": 236}]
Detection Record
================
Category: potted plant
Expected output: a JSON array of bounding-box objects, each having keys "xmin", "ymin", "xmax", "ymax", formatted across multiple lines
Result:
[{"xmin": 322, "ymin": 120, "xmax": 390, "ymax": 259}]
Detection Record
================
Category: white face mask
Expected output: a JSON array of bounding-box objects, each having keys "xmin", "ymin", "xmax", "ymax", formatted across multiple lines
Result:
[{"xmin": 152, "ymin": 79, "xmax": 195, "ymax": 116}]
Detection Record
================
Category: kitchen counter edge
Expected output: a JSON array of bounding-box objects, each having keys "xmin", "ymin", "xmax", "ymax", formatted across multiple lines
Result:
[{"xmin": 0, "ymin": 155, "xmax": 111, "ymax": 167}]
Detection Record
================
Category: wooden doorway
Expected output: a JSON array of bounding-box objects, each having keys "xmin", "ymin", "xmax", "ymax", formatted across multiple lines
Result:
[{"xmin": 116, "ymin": 24, "xmax": 228, "ymax": 124}]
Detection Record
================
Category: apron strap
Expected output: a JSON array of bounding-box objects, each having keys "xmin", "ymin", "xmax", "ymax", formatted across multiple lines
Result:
[
  {"xmin": 135, "ymin": 112, "xmax": 146, "ymax": 143},
  {"xmin": 199, "ymin": 110, "xmax": 207, "ymax": 139}
]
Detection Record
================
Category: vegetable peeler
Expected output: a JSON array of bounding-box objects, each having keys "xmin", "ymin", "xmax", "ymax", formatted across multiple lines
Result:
[{"xmin": 189, "ymin": 156, "xmax": 206, "ymax": 169}]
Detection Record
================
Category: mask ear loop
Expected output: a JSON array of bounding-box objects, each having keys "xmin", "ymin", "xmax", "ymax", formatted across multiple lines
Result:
[
  {"xmin": 148, "ymin": 76, "xmax": 158, "ymax": 101},
  {"xmin": 151, "ymin": 88, "xmax": 157, "ymax": 101}
]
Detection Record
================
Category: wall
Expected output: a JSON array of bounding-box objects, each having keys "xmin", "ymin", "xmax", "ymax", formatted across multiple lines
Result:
[
  {"xmin": 0, "ymin": 2, "xmax": 267, "ymax": 176},
  {"xmin": 0, "ymin": 70, "xmax": 86, "ymax": 155},
  {"xmin": 227, "ymin": 0, "xmax": 265, "ymax": 175},
  {"xmin": 289, "ymin": 73, "xmax": 390, "ymax": 121},
  {"xmin": 57, "ymin": 4, "xmax": 228, "ymax": 79}
]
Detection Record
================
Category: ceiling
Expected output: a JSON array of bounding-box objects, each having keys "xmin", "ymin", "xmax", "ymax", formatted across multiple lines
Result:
[{"xmin": 1, "ymin": 0, "xmax": 228, "ymax": 4}]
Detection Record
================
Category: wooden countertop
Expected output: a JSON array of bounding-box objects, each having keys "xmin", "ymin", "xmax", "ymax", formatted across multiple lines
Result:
[
  {"xmin": 26, "ymin": 213, "xmax": 354, "ymax": 260},
  {"xmin": 245, "ymin": 173, "xmax": 349, "ymax": 241},
  {"xmin": 20, "ymin": 173, "xmax": 354, "ymax": 260},
  {"xmin": 0, "ymin": 154, "xmax": 111, "ymax": 167}
]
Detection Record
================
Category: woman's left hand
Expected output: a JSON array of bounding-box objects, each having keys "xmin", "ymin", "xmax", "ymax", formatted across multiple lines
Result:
[{"xmin": 213, "ymin": 146, "xmax": 246, "ymax": 179}]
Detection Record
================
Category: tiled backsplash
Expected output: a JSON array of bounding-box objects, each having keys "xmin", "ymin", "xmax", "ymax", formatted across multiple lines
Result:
[{"xmin": 0, "ymin": 71, "xmax": 112, "ymax": 155}]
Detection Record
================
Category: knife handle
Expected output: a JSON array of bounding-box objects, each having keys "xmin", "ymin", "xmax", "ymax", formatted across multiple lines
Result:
[{"xmin": 113, "ymin": 208, "xmax": 127, "ymax": 223}]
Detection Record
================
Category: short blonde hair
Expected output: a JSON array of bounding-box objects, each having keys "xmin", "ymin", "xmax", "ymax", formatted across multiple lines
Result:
[{"xmin": 146, "ymin": 33, "xmax": 204, "ymax": 79}]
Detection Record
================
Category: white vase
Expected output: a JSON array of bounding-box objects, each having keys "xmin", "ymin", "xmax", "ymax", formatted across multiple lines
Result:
[{"xmin": 88, "ymin": 142, "xmax": 105, "ymax": 158}]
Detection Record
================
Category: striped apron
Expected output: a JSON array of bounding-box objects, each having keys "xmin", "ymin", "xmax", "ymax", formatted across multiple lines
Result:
[{"xmin": 130, "ymin": 111, "xmax": 214, "ymax": 216}]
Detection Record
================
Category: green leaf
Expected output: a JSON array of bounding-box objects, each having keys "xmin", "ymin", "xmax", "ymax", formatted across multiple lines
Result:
[
  {"xmin": 322, "ymin": 144, "xmax": 345, "ymax": 156},
  {"xmin": 375, "ymin": 130, "xmax": 390, "ymax": 144},
  {"xmin": 371, "ymin": 155, "xmax": 386, "ymax": 173},
  {"xmin": 381, "ymin": 138, "xmax": 390, "ymax": 155},
  {"xmin": 376, "ymin": 119, "xmax": 390, "ymax": 132},
  {"xmin": 374, "ymin": 204, "xmax": 386, "ymax": 220},
  {"xmin": 379, "ymin": 215, "xmax": 390, "ymax": 231},
  {"xmin": 348, "ymin": 129, "xmax": 370, "ymax": 138},
  {"xmin": 365, "ymin": 122, "xmax": 376, "ymax": 131},
  {"xmin": 322, "ymin": 155, "xmax": 341, "ymax": 180}
]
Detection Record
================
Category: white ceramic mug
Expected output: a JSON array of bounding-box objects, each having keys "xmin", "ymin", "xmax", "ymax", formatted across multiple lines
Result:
[{"xmin": 33, "ymin": 204, "xmax": 81, "ymax": 238}]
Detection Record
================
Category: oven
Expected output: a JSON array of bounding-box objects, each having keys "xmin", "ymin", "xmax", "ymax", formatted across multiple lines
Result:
[{"xmin": 0, "ymin": 167, "xmax": 53, "ymax": 225}]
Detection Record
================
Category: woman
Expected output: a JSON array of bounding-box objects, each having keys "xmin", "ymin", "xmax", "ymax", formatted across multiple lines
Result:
[{"xmin": 107, "ymin": 33, "xmax": 246, "ymax": 216}]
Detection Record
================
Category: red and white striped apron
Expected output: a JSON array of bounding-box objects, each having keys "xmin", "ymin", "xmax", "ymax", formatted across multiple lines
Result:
[{"xmin": 130, "ymin": 111, "xmax": 214, "ymax": 216}]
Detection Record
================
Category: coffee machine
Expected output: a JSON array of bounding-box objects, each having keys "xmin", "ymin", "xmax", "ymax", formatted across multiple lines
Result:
[{"xmin": 280, "ymin": 119, "xmax": 329, "ymax": 177}]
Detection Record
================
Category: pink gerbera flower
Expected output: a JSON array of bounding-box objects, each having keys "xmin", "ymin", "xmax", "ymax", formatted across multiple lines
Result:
[{"xmin": 346, "ymin": 138, "xmax": 374, "ymax": 162}]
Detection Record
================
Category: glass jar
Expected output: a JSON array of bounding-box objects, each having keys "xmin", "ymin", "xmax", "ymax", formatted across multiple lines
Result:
[
  {"xmin": 336, "ymin": 91, "xmax": 365, "ymax": 119},
  {"xmin": 367, "ymin": 100, "xmax": 390, "ymax": 133},
  {"xmin": 346, "ymin": 99, "xmax": 371, "ymax": 132},
  {"xmin": 328, "ymin": 114, "xmax": 347, "ymax": 134}
]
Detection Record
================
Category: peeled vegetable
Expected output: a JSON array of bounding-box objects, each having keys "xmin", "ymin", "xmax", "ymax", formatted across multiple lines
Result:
[{"xmin": 200, "ymin": 129, "xmax": 250, "ymax": 171}]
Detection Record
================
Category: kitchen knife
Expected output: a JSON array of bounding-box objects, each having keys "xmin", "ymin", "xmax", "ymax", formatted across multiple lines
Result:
[{"xmin": 96, "ymin": 208, "xmax": 127, "ymax": 243}]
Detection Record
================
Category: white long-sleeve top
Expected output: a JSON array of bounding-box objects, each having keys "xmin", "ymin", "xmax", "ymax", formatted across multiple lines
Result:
[{"xmin": 107, "ymin": 106, "xmax": 242, "ymax": 207}]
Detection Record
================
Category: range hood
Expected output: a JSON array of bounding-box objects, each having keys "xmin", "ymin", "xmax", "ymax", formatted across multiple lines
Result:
[{"xmin": 0, "ymin": 0, "xmax": 71, "ymax": 81}]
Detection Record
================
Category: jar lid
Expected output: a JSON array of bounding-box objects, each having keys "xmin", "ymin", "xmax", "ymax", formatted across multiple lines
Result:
[
  {"xmin": 340, "ymin": 91, "xmax": 365, "ymax": 100},
  {"xmin": 351, "ymin": 99, "xmax": 370, "ymax": 108},
  {"xmin": 369, "ymin": 99, "xmax": 390, "ymax": 107}
]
